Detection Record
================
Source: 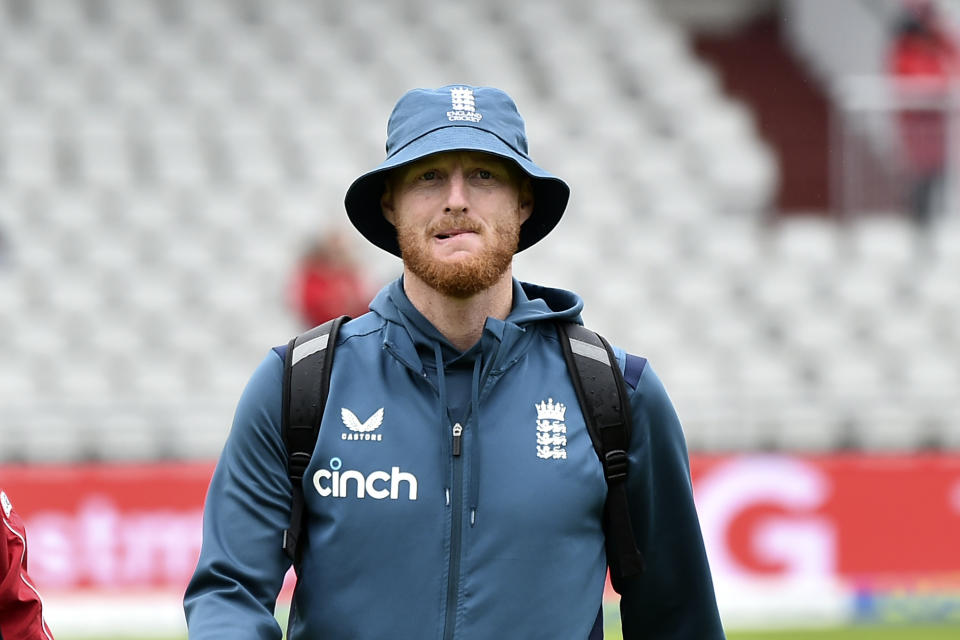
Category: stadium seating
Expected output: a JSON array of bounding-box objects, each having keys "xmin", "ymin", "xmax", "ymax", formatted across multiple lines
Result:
[{"xmin": 0, "ymin": 0, "xmax": 957, "ymax": 462}]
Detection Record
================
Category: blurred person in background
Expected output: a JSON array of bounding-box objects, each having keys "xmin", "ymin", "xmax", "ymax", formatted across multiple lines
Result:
[
  {"xmin": 1, "ymin": 490, "xmax": 54, "ymax": 639},
  {"xmin": 185, "ymin": 84, "xmax": 724, "ymax": 639},
  {"xmin": 888, "ymin": 0, "xmax": 960, "ymax": 228},
  {"xmin": 287, "ymin": 230, "xmax": 373, "ymax": 327}
]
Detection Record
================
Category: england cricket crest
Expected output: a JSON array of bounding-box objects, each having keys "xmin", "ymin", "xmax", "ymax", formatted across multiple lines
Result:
[
  {"xmin": 447, "ymin": 87, "xmax": 483, "ymax": 123},
  {"xmin": 535, "ymin": 398, "xmax": 567, "ymax": 460}
]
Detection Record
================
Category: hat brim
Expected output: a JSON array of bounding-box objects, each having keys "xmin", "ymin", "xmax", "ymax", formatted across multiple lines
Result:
[{"xmin": 345, "ymin": 126, "xmax": 570, "ymax": 257}]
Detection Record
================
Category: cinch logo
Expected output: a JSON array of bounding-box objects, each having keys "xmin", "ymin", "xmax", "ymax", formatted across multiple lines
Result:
[{"xmin": 313, "ymin": 457, "xmax": 418, "ymax": 500}]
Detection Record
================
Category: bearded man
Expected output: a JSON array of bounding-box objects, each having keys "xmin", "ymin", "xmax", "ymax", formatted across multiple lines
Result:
[{"xmin": 186, "ymin": 85, "xmax": 724, "ymax": 640}]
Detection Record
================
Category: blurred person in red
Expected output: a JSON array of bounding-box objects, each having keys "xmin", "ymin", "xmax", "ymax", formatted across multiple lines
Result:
[
  {"xmin": 888, "ymin": 0, "xmax": 960, "ymax": 227},
  {"xmin": 288, "ymin": 231, "xmax": 373, "ymax": 328},
  {"xmin": 1, "ymin": 489, "xmax": 54, "ymax": 639}
]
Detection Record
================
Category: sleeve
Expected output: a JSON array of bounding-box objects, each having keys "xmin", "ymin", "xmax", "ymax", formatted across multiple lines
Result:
[
  {"xmin": 618, "ymin": 363, "xmax": 726, "ymax": 639},
  {"xmin": 0, "ymin": 512, "xmax": 11, "ymax": 600},
  {"xmin": 0, "ymin": 491, "xmax": 55, "ymax": 640},
  {"xmin": 183, "ymin": 351, "xmax": 294, "ymax": 639}
]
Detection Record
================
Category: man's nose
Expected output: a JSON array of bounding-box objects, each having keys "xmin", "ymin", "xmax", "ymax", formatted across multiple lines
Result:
[{"xmin": 444, "ymin": 171, "xmax": 468, "ymax": 213}]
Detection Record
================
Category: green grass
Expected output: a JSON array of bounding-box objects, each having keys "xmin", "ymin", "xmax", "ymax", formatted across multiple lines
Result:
[
  {"xmin": 726, "ymin": 627, "xmax": 960, "ymax": 639},
  {"xmin": 63, "ymin": 628, "xmax": 960, "ymax": 640},
  {"xmin": 603, "ymin": 626, "xmax": 960, "ymax": 640}
]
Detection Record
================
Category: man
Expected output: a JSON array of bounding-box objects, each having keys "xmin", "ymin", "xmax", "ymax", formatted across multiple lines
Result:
[
  {"xmin": 888, "ymin": 0, "xmax": 959, "ymax": 226},
  {"xmin": 1, "ymin": 490, "xmax": 55, "ymax": 639},
  {"xmin": 288, "ymin": 231, "xmax": 374, "ymax": 328},
  {"xmin": 185, "ymin": 84, "xmax": 725, "ymax": 639}
]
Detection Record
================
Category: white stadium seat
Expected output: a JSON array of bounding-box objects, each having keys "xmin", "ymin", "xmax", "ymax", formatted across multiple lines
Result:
[{"xmin": 0, "ymin": 0, "xmax": 956, "ymax": 460}]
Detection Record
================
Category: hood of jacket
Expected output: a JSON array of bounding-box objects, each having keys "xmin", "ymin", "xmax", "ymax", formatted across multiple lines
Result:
[{"xmin": 367, "ymin": 276, "xmax": 584, "ymax": 374}]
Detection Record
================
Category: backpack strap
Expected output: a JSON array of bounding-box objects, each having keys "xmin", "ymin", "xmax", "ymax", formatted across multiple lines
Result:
[
  {"xmin": 281, "ymin": 315, "xmax": 349, "ymax": 567},
  {"xmin": 556, "ymin": 321, "xmax": 645, "ymax": 594}
]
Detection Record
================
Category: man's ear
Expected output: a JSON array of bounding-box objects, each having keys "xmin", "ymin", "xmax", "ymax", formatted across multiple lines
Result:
[
  {"xmin": 518, "ymin": 178, "xmax": 534, "ymax": 224},
  {"xmin": 380, "ymin": 180, "xmax": 396, "ymax": 225}
]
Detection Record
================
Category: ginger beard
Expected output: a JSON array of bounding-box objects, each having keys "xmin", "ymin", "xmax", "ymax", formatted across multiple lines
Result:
[{"xmin": 395, "ymin": 212, "xmax": 521, "ymax": 299}]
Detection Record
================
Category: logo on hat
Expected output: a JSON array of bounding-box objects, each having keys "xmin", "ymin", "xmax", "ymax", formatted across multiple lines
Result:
[{"xmin": 447, "ymin": 87, "xmax": 483, "ymax": 123}]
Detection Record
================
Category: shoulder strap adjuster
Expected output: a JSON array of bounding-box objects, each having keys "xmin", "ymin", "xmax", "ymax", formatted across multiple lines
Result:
[
  {"xmin": 288, "ymin": 450, "xmax": 313, "ymax": 482},
  {"xmin": 603, "ymin": 449, "xmax": 629, "ymax": 482}
]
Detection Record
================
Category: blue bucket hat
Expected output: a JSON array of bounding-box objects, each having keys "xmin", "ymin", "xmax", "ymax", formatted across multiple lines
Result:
[{"xmin": 344, "ymin": 84, "xmax": 570, "ymax": 257}]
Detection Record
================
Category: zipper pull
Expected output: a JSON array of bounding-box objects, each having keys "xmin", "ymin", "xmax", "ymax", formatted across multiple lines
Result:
[{"xmin": 452, "ymin": 423, "xmax": 462, "ymax": 457}]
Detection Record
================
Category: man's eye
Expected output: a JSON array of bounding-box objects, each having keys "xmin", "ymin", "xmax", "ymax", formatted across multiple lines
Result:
[
  {"xmin": 420, "ymin": 170, "xmax": 437, "ymax": 181},
  {"xmin": 476, "ymin": 170, "xmax": 493, "ymax": 179}
]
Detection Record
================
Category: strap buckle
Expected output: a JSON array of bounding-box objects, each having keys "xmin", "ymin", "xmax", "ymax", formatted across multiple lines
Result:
[
  {"xmin": 288, "ymin": 451, "xmax": 312, "ymax": 482},
  {"xmin": 604, "ymin": 449, "xmax": 628, "ymax": 482}
]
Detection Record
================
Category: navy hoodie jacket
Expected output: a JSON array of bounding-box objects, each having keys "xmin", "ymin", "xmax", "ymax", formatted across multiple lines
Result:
[{"xmin": 184, "ymin": 278, "xmax": 725, "ymax": 639}]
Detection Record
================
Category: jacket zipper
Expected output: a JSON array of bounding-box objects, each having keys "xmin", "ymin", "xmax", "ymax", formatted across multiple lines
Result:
[
  {"xmin": 452, "ymin": 423, "xmax": 463, "ymax": 456},
  {"xmin": 443, "ymin": 422, "xmax": 464, "ymax": 640},
  {"xmin": 384, "ymin": 343, "xmax": 474, "ymax": 639}
]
